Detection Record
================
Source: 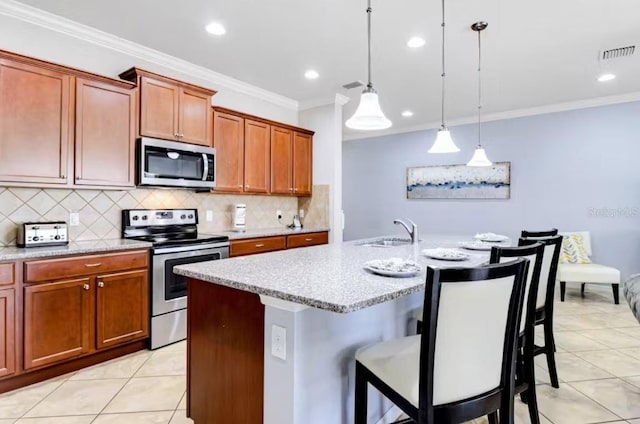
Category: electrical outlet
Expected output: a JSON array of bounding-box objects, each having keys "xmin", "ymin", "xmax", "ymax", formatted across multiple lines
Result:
[
  {"xmin": 299, "ymin": 209, "xmax": 305, "ymax": 218},
  {"xmin": 206, "ymin": 210, "xmax": 213, "ymax": 222},
  {"xmin": 69, "ymin": 212, "xmax": 80, "ymax": 226},
  {"xmin": 271, "ymin": 325, "xmax": 286, "ymax": 360},
  {"xmin": 276, "ymin": 210, "xmax": 282, "ymax": 220}
]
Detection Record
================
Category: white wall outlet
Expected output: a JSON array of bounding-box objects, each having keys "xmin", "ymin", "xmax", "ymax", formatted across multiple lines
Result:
[
  {"xmin": 276, "ymin": 210, "xmax": 282, "ymax": 220},
  {"xmin": 206, "ymin": 210, "xmax": 213, "ymax": 222},
  {"xmin": 69, "ymin": 212, "xmax": 80, "ymax": 226},
  {"xmin": 299, "ymin": 208, "xmax": 305, "ymax": 218},
  {"xmin": 271, "ymin": 325, "xmax": 287, "ymax": 360}
]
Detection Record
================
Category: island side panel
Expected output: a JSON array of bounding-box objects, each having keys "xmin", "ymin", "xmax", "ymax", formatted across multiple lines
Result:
[{"xmin": 187, "ymin": 278, "xmax": 265, "ymax": 423}]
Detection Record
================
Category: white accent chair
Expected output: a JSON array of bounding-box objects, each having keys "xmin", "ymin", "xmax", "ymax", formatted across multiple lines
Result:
[{"xmin": 557, "ymin": 231, "xmax": 621, "ymax": 304}]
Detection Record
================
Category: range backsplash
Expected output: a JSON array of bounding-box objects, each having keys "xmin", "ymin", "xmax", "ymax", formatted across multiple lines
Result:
[{"xmin": 0, "ymin": 185, "xmax": 330, "ymax": 246}]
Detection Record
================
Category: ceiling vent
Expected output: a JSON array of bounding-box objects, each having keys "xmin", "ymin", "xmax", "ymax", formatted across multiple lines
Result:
[{"xmin": 601, "ymin": 45, "xmax": 635, "ymax": 60}]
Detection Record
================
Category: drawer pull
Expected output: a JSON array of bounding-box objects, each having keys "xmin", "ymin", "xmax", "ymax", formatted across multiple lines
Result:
[
  {"xmin": 83, "ymin": 284, "xmax": 90, "ymax": 290},
  {"xmin": 98, "ymin": 281, "xmax": 104, "ymax": 288},
  {"xmin": 305, "ymin": 238, "xmax": 313, "ymax": 241},
  {"xmin": 255, "ymin": 243, "xmax": 265, "ymax": 248},
  {"xmin": 84, "ymin": 263, "xmax": 102, "ymax": 268}
]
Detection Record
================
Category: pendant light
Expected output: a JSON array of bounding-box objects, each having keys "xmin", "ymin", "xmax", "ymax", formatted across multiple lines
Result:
[
  {"xmin": 428, "ymin": 0, "xmax": 460, "ymax": 153},
  {"xmin": 345, "ymin": 0, "xmax": 392, "ymax": 130},
  {"xmin": 467, "ymin": 21, "xmax": 493, "ymax": 167}
]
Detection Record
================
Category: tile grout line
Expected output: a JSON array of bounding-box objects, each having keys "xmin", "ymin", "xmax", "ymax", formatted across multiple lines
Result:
[{"xmin": 567, "ymin": 378, "xmax": 632, "ymax": 422}]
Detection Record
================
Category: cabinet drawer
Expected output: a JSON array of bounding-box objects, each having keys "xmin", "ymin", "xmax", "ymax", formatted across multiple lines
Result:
[
  {"xmin": 287, "ymin": 232, "xmax": 329, "ymax": 249},
  {"xmin": 25, "ymin": 250, "xmax": 149, "ymax": 283},
  {"xmin": 0, "ymin": 263, "xmax": 15, "ymax": 286},
  {"xmin": 230, "ymin": 236, "xmax": 286, "ymax": 257}
]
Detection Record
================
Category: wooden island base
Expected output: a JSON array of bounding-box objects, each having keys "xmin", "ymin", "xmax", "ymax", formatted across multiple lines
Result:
[{"xmin": 187, "ymin": 278, "xmax": 265, "ymax": 423}]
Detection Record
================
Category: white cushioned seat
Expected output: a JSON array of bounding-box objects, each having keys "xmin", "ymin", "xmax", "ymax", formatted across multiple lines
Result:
[
  {"xmin": 356, "ymin": 335, "xmax": 421, "ymax": 407},
  {"xmin": 557, "ymin": 263, "xmax": 620, "ymax": 284}
]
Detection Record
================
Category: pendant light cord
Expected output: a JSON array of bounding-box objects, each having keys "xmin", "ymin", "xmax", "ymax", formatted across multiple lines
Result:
[
  {"xmin": 477, "ymin": 27, "xmax": 482, "ymax": 148},
  {"xmin": 367, "ymin": 0, "xmax": 373, "ymax": 89},
  {"xmin": 441, "ymin": 0, "xmax": 446, "ymax": 129}
]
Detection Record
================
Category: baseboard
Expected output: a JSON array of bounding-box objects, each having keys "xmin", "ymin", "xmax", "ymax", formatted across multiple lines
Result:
[{"xmin": 376, "ymin": 405, "xmax": 404, "ymax": 424}]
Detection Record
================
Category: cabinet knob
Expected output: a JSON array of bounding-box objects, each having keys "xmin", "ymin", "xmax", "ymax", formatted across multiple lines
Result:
[
  {"xmin": 83, "ymin": 284, "xmax": 90, "ymax": 291},
  {"xmin": 60, "ymin": 175, "xmax": 65, "ymax": 179},
  {"xmin": 98, "ymin": 281, "xmax": 104, "ymax": 288},
  {"xmin": 294, "ymin": 188, "xmax": 298, "ymax": 192},
  {"xmin": 238, "ymin": 184, "xmax": 243, "ymax": 188},
  {"xmin": 179, "ymin": 133, "xmax": 185, "ymax": 138},
  {"xmin": 175, "ymin": 133, "xmax": 180, "ymax": 138},
  {"xmin": 245, "ymin": 184, "xmax": 250, "ymax": 189}
]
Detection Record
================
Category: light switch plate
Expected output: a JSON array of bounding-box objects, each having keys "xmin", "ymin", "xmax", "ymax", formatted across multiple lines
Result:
[
  {"xmin": 69, "ymin": 212, "xmax": 80, "ymax": 226},
  {"xmin": 299, "ymin": 209, "xmax": 305, "ymax": 218},
  {"xmin": 206, "ymin": 210, "xmax": 213, "ymax": 222},
  {"xmin": 271, "ymin": 325, "xmax": 286, "ymax": 360}
]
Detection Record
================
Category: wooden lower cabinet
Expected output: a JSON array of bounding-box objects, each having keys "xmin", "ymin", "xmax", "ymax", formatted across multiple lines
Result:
[
  {"xmin": 0, "ymin": 288, "xmax": 15, "ymax": 378},
  {"xmin": 24, "ymin": 278, "xmax": 92, "ymax": 370},
  {"xmin": 96, "ymin": 270, "xmax": 148, "ymax": 349},
  {"xmin": 230, "ymin": 231, "xmax": 329, "ymax": 257}
]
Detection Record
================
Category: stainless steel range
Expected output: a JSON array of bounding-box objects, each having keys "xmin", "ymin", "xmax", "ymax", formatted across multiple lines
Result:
[{"xmin": 122, "ymin": 208, "xmax": 229, "ymax": 349}]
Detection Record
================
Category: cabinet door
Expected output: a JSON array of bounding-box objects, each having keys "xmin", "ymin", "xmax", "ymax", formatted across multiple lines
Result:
[
  {"xmin": 0, "ymin": 59, "xmax": 71, "ymax": 184},
  {"xmin": 24, "ymin": 278, "xmax": 92, "ymax": 370},
  {"xmin": 75, "ymin": 78, "xmax": 136, "ymax": 187},
  {"xmin": 0, "ymin": 288, "xmax": 15, "ymax": 378},
  {"xmin": 179, "ymin": 88, "xmax": 212, "ymax": 146},
  {"xmin": 244, "ymin": 120, "xmax": 270, "ymax": 194},
  {"xmin": 213, "ymin": 111, "xmax": 244, "ymax": 192},
  {"xmin": 292, "ymin": 132, "xmax": 312, "ymax": 196},
  {"xmin": 140, "ymin": 76, "xmax": 179, "ymax": 141},
  {"xmin": 96, "ymin": 270, "xmax": 149, "ymax": 350},
  {"xmin": 270, "ymin": 126, "xmax": 293, "ymax": 195}
]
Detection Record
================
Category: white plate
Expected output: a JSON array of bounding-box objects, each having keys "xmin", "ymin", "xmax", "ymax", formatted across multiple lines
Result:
[
  {"xmin": 422, "ymin": 248, "xmax": 470, "ymax": 261},
  {"xmin": 458, "ymin": 241, "xmax": 494, "ymax": 251},
  {"xmin": 474, "ymin": 232, "xmax": 509, "ymax": 242},
  {"xmin": 364, "ymin": 258, "xmax": 422, "ymax": 278}
]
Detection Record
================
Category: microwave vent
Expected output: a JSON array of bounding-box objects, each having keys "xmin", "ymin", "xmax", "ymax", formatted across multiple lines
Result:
[{"xmin": 601, "ymin": 45, "xmax": 635, "ymax": 60}]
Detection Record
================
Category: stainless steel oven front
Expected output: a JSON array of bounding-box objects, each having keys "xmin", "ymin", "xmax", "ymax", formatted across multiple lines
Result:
[{"xmin": 150, "ymin": 242, "xmax": 229, "ymax": 349}]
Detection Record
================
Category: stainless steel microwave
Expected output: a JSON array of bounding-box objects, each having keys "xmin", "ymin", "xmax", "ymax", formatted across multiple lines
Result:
[{"xmin": 137, "ymin": 137, "xmax": 216, "ymax": 189}]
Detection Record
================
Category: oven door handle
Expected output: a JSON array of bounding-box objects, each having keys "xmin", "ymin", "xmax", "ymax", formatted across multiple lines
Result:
[{"xmin": 153, "ymin": 243, "xmax": 230, "ymax": 256}]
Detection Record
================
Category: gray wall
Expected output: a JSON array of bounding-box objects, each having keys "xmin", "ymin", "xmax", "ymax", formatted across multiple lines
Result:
[{"xmin": 343, "ymin": 101, "xmax": 640, "ymax": 280}]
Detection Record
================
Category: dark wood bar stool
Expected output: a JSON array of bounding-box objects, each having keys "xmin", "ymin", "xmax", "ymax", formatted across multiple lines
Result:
[
  {"xmin": 520, "ymin": 229, "xmax": 558, "ymax": 238},
  {"xmin": 355, "ymin": 260, "xmax": 529, "ymax": 424},
  {"xmin": 489, "ymin": 242, "xmax": 545, "ymax": 424},
  {"xmin": 519, "ymin": 235, "xmax": 563, "ymax": 389}
]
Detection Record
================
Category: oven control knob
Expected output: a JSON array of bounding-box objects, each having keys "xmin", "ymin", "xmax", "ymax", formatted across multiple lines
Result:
[
  {"xmin": 132, "ymin": 216, "xmax": 139, "ymax": 221},
  {"xmin": 188, "ymin": 214, "xmax": 194, "ymax": 219},
  {"xmin": 142, "ymin": 215, "xmax": 148, "ymax": 221},
  {"xmin": 32, "ymin": 236, "xmax": 40, "ymax": 242},
  {"xmin": 180, "ymin": 215, "xmax": 186, "ymax": 220},
  {"xmin": 54, "ymin": 235, "xmax": 61, "ymax": 240}
]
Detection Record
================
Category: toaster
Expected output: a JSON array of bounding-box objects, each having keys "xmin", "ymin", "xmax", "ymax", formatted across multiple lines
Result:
[{"xmin": 17, "ymin": 222, "xmax": 69, "ymax": 248}]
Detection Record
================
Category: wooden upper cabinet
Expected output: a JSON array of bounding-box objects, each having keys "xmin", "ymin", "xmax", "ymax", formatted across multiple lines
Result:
[
  {"xmin": 24, "ymin": 278, "xmax": 92, "ymax": 370},
  {"xmin": 0, "ymin": 59, "xmax": 71, "ymax": 185},
  {"xmin": 244, "ymin": 119, "xmax": 270, "ymax": 194},
  {"xmin": 213, "ymin": 111, "xmax": 244, "ymax": 192},
  {"xmin": 293, "ymin": 131, "xmax": 312, "ymax": 196},
  {"xmin": 0, "ymin": 288, "xmax": 15, "ymax": 378},
  {"xmin": 139, "ymin": 76, "xmax": 179, "ymax": 141},
  {"xmin": 120, "ymin": 68, "xmax": 215, "ymax": 146},
  {"xmin": 180, "ymin": 88, "xmax": 212, "ymax": 146},
  {"xmin": 75, "ymin": 78, "xmax": 136, "ymax": 187},
  {"xmin": 270, "ymin": 126, "xmax": 293, "ymax": 195},
  {"xmin": 96, "ymin": 270, "xmax": 149, "ymax": 350}
]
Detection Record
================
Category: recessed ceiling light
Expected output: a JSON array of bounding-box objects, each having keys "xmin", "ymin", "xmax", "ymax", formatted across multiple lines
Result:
[
  {"xmin": 407, "ymin": 37, "xmax": 426, "ymax": 48},
  {"xmin": 304, "ymin": 70, "xmax": 319, "ymax": 80},
  {"xmin": 401, "ymin": 110, "xmax": 414, "ymax": 117},
  {"xmin": 205, "ymin": 22, "xmax": 226, "ymax": 36},
  {"xmin": 597, "ymin": 73, "xmax": 616, "ymax": 82}
]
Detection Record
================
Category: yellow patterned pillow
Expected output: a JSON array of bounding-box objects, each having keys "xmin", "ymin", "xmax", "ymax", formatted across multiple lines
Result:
[{"xmin": 560, "ymin": 234, "xmax": 592, "ymax": 264}]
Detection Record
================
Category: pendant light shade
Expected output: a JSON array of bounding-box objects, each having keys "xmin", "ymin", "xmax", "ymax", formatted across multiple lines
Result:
[
  {"xmin": 428, "ymin": 127, "xmax": 459, "ymax": 153},
  {"xmin": 346, "ymin": 88, "xmax": 392, "ymax": 130},
  {"xmin": 467, "ymin": 21, "xmax": 492, "ymax": 167},
  {"xmin": 345, "ymin": 0, "xmax": 392, "ymax": 131},
  {"xmin": 428, "ymin": 0, "xmax": 459, "ymax": 153}
]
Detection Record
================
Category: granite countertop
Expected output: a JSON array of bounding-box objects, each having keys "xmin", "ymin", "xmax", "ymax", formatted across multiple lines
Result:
[
  {"xmin": 174, "ymin": 234, "xmax": 499, "ymax": 314},
  {"xmin": 0, "ymin": 239, "xmax": 153, "ymax": 261},
  {"xmin": 215, "ymin": 226, "xmax": 330, "ymax": 241}
]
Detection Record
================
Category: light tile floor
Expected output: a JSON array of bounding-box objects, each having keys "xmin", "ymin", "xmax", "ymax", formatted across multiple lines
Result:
[{"xmin": 0, "ymin": 287, "xmax": 639, "ymax": 423}]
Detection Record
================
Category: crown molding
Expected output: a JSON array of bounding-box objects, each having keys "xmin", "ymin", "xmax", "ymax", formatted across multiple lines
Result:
[
  {"xmin": 343, "ymin": 91, "xmax": 640, "ymax": 141},
  {"xmin": 0, "ymin": 0, "xmax": 299, "ymax": 111},
  {"xmin": 298, "ymin": 93, "xmax": 351, "ymax": 111}
]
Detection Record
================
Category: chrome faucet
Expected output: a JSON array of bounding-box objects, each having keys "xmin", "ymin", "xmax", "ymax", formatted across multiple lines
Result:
[{"xmin": 394, "ymin": 219, "xmax": 419, "ymax": 245}]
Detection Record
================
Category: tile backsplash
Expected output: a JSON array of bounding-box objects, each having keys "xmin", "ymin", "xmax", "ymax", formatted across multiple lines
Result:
[{"xmin": 0, "ymin": 185, "xmax": 330, "ymax": 246}]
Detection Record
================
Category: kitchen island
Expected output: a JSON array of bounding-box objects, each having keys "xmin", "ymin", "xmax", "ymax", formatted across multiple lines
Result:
[{"xmin": 174, "ymin": 235, "xmax": 494, "ymax": 424}]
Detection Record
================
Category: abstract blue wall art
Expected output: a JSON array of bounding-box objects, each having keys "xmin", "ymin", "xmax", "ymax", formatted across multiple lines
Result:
[{"xmin": 407, "ymin": 162, "xmax": 511, "ymax": 199}]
